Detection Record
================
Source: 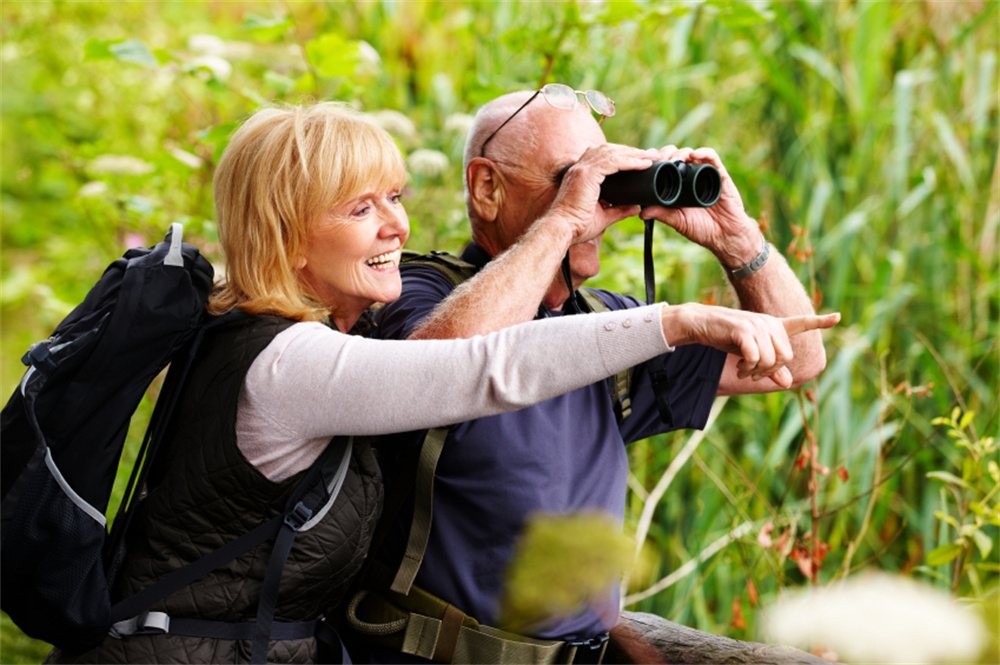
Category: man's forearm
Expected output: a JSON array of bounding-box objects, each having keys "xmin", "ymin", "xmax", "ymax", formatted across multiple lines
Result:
[
  {"xmin": 409, "ymin": 218, "xmax": 573, "ymax": 340},
  {"xmin": 727, "ymin": 242, "xmax": 827, "ymax": 381}
]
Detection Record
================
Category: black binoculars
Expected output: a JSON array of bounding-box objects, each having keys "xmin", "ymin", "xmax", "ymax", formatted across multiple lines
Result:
[{"xmin": 600, "ymin": 160, "xmax": 722, "ymax": 208}]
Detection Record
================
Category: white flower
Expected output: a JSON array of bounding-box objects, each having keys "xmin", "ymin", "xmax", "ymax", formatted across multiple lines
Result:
[
  {"xmin": 761, "ymin": 573, "xmax": 987, "ymax": 664},
  {"xmin": 357, "ymin": 40, "xmax": 382, "ymax": 73},
  {"xmin": 187, "ymin": 34, "xmax": 226, "ymax": 56},
  {"xmin": 407, "ymin": 149, "xmax": 450, "ymax": 178},
  {"xmin": 87, "ymin": 155, "xmax": 154, "ymax": 177},
  {"xmin": 184, "ymin": 55, "xmax": 232, "ymax": 82},
  {"xmin": 169, "ymin": 147, "xmax": 204, "ymax": 170},
  {"xmin": 371, "ymin": 110, "xmax": 418, "ymax": 142},
  {"xmin": 77, "ymin": 181, "xmax": 109, "ymax": 198},
  {"xmin": 443, "ymin": 113, "xmax": 475, "ymax": 137}
]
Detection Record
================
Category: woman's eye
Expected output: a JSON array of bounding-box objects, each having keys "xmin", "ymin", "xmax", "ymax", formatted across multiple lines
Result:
[
  {"xmin": 352, "ymin": 204, "xmax": 371, "ymax": 217},
  {"xmin": 389, "ymin": 193, "xmax": 401, "ymax": 204}
]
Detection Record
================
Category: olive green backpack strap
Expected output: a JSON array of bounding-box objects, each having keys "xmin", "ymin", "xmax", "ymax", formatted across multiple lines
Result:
[
  {"xmin": 377, "ymin": 258, "xmax": 631, "ymax": 602},
  {"xmin": 386, "ymin": 251, "xmax": 479, "ymax": 595},
  {"xmin": 390, "ymin": 426, "xmax": 447, "ymax": 594},
  {"xmin": 579, "ymin": 288, "xmax": 633, "ymax": 422},
  {"xmin": 400, "ymin": 250, "xmax": 479, "ymax": 286}
]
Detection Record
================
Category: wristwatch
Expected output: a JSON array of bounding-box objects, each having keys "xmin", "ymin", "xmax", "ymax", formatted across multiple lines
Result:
[{"xmin": 726, "ymin": 232, "xmax": 770, "ymax": 280}]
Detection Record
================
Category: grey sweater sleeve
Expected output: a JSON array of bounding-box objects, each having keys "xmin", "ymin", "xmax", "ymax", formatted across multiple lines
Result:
[{"xmin": 238, "ymin": 304, "xmax": 672, "ymax": 481}]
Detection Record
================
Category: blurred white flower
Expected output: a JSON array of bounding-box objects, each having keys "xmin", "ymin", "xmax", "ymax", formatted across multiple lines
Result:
[
  {"xmin": 184, "ymin": 55, "xmax": 232, "ymax": 82},
  {"xmin": 188, "ymin": 34, "xmax": 253, "ymax": 60},
  {"xmin": 87, "ymin": 155, "xmax": 154, "ymax": 177},
  {"xmin": 371, "ymin": 110, "xmax": 418, "ymax": 143},
  {"xmin": 443, "ymin": 113, "xmax": 475, "ymax": 137},
  {"xmin": 77, "ymin": 181, "xmax": 109, "ymax": 198},
  {"xmin": 762, "ymin": 573, "xmax": 986, "ymax": 664},
  {"xmin": 357, "ymin": 40, "xmax": 382, "ymax": 73},
  {"xmin": 407, "ymin": 149, "xmax": 450, "ymax": 178},
  {"xmin": 187, "ymin": 34, "xmax": 226, "ymax": 56},
  {"xmin": 169, "ymin": 147, "xmax": 204, "ymax": 170}
]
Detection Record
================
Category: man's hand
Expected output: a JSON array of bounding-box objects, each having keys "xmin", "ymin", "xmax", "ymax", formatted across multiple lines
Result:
[
  {"xmin": 548, "ymin": 143, "xmax": 659, "ymax": 245},
  {"xmin": 661, "ymin": 303, "xmax": 841, "ymax": 389},
  {"xmin": 638, "ymin": 146, "xmax": 761, "ymax": 270}
]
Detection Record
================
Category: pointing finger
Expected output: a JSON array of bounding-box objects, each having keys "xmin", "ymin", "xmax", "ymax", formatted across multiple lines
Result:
[{"xmin": 783, "ymin": 312, "xmax": 841, "ymax": 337}]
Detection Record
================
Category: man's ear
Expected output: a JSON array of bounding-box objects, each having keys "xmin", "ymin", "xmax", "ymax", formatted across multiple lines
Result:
[{"xmin": 467, "ymin": 158, "xmax": 502, "ymax": 223}]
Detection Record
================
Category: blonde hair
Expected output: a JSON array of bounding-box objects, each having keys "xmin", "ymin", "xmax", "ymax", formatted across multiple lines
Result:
[{"xmin": 209, "ymin": 102, "xmax": 407, "ymax": 322}]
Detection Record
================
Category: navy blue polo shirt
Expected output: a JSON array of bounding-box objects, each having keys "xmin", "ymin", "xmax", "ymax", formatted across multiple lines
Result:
[{"xmin": 372, "ymin": 242, "xmax": 726, "ymax": 644}]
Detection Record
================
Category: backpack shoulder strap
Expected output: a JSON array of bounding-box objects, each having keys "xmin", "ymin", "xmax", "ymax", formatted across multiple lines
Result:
[
  {"xmin": 400, "ymin": 250, "xmax": 479, "ymax": 287},
  {"xmin": 580, "ymin": 288, "xmax": 633, "ymax": 422}
]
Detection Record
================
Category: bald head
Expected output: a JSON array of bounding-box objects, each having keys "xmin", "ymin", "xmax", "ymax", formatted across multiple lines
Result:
[
  {"xmin": 463, "ymin": 91, "xmax": 607, "ymax": 236},
  {"xmin": 463, "ymin": 91, "xmax": 539, "ymax": 174}
]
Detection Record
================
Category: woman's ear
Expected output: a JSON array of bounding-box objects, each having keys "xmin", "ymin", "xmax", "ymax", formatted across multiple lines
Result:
[
  {"xmin": 467, "ymin": 158, "xmax": 502, "ymax": 223},
  {"xmin": 292, "ymin": 254, "xmax": 307, "ymax": 270}
]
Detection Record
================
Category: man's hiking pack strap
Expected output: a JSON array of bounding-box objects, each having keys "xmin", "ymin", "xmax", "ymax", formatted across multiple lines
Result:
[
  {"xmin": 347, "ymin": 563, "xmax": 608, "ymax": 664},
  {"xmin": 390, "ymin": 426, "xmax": 447, "ymax": 595},
  {"xmin": 577, "ymin": 289, "xmax": 633, "ymax": 421},
  {"xmin": 361, "ymin": 251, "xmax": 636, "ymax": 656}
]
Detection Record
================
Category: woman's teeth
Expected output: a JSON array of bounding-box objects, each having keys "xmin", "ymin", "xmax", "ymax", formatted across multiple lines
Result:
[{"xmin": 365, "ymin": 250, "xmax": 400, "ymax": 270}]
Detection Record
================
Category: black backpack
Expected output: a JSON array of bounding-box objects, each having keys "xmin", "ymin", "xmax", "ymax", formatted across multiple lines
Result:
[
  {"xmin": 0, "ymin": 224, "xmax": 352, "ymax": 663},
  {"xmin": 0, "ymin": 223, "xmax": 213, "ymax": 648}
]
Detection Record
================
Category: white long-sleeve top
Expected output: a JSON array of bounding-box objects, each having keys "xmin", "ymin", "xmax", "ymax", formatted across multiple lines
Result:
[{"xmin": 238, "ymin": 304, "xmax": 672, "ymax": 481}]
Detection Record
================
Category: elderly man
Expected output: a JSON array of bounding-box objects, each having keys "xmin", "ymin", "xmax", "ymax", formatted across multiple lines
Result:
[{"xmin": 358, "ymin": 85, "xmax": 838, "ymax": 664}]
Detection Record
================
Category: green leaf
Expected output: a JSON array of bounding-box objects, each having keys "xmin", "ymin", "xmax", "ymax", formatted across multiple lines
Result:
[
  {"xmin": 913, "ymin": 565, "xmax": 951, "ymax": 584},
  {"xmin": 198, "ymin": 122, "xmax": 238, "ymax": 145},
  {"xmin": 972, "ymin": 529, "xmax": 993, "ymax": 559},
  {"xmin": 306, "ymin": 33, "xmax": 361, "ymax": 79},
  {"xmin": 264, "ymin": 70, "xmax": 296, "ymax": 96},
  {"xmin": 83, "ymin": 38, "xmax": 118, "ymax": 61},
  {"xmin": 599, "ymin": 0, "xmax": 644, "ymax": 25},
  {"xmin": 959, "ymin": 410, "xmax": 976, "ymax": 430},
  {"xmin": 926, "ymin": 542, "xmax": 964, "ymax": 567},
  {"xmin": 121, "ymin": 195, "xmax": 156, "ymax": 215},
  {"xmin": 988, "ymin": 460, "xmax": 999, "ymax": 483},
  {"xmin": 927, "ymin": 471, "xmax": 973, "ymax": 489},
  {"xmin": 931, "ymin": 416, "xmax": 952, "ymax": 426},
  {"xmin": 109, "ymin": 39, "xmax": 159, "ymax": 69},
  {"xmin": 709, "ymin": 0, "xmax": 774, "ymax": 27},
  {"xmin": 240, "ymin": 13, "xmax": 291, "ymax": 41}
]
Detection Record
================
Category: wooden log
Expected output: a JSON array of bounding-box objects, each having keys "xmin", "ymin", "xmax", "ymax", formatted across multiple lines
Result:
[{"xmin": 603, "ymin": 611, "xmax": 832, "ymax": 664}]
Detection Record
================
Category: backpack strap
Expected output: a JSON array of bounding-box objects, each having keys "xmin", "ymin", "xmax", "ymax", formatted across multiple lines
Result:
[
  {"xmin": 347, "ymin": 563, "xmax": 608, "ymax": 664},
  {"xmin": 375, "ymin": 253, "xmax": 634, "ymax": 601},
  {"xmin": 388, "ymin": 426, "xmax": 447, "ymax": 595},
  {"xmin": 110, "ymin": 433, "xmax": 354, "ymax": 664},
  {"xmin": 578, "ymin": 288, "xmax": 633, "ymax": 422}
]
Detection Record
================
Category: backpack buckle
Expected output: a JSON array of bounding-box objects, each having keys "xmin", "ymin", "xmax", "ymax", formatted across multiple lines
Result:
[
  {"xmin": 565, "ymin": 632, "xmax": 609, "ymax": 664},
  {"xmin": 110, "ymin": 611, "xmax": 171, "ymax": 638},
  {"xmin": 284, "ymin": 501, "xmax": 313, "ymax": 531}
]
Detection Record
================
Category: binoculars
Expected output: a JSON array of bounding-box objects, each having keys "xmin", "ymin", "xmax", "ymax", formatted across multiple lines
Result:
[{"xmin": 600, "ymin": 160, "xmax": 722, "ymax": 208}]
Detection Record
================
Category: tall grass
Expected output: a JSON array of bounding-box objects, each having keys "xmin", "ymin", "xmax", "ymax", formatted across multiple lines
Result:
[{"xmin": 1, "ymin": 1, "xmax": 997, "ymax": 662}]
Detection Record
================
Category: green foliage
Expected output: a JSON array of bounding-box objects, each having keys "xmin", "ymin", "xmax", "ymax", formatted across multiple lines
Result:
[
  {"xmin": 922, "ymin": 409, "xmax": 1000, "ymax": 595},
  {"xmin": 498, "ymin": 512, "xmax": 644, "ymax": 634},
  {"xmin": 1, "ymin": 0, "xmax": 997, "ymax": 661}
]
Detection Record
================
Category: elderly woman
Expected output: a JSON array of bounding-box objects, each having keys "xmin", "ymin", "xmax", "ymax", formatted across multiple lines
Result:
[{"xmin": 45, "ymin": 103, "xmax": 679, "ymax": 664}]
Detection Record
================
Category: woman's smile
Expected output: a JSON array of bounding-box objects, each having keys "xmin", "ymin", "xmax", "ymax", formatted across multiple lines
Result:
[{"xmin": 364, "ymin": 249, "xmax": 402, "ymax": 271}]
